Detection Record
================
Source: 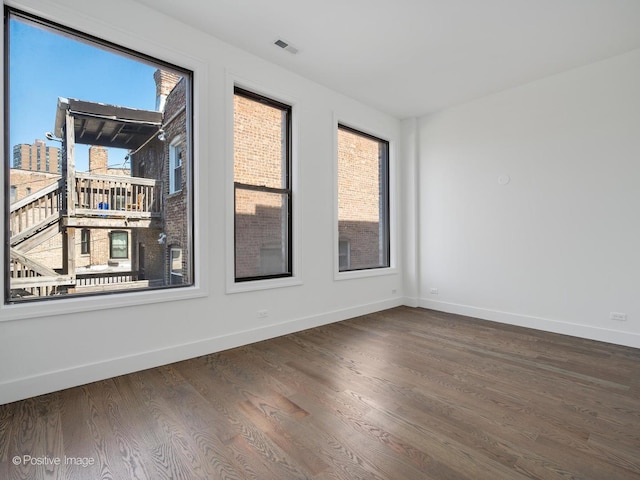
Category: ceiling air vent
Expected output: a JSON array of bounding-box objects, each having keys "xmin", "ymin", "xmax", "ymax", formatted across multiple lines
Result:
[{"xmin": 274, "ymin": 39, "xmax": 298, "ymax": 55}]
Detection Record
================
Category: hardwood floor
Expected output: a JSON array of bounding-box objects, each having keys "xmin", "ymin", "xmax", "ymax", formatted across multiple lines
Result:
[{"xmin": 1, "ymin": 306, "xmax": 639, "ymax": 479}]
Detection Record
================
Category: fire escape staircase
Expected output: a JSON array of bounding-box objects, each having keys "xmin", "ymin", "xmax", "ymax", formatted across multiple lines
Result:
[{"xmin": 9, "ymin": 180, "xmax": 75, "ymax": 297}]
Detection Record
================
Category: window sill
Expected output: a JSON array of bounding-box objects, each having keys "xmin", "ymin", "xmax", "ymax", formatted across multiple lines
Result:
[
  {"xmin": 335, "ymin": 266, "xmax": 398, "ymax": 281},
  {"xmin": 226, "ymin": 275, "xmax": 302, "ymax": 294},
  {"xmin": 0, "ymin": 284, "xmax": 206, "ymax": 322}
]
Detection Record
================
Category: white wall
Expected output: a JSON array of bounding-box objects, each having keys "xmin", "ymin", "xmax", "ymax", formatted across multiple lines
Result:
[
  {"xmin": 417, "ymin": 48, "xmax": 640, "ymax": 348},
  {"xmin": 0, "ymin": 0, "xmax": 403, "ymax": 404}
]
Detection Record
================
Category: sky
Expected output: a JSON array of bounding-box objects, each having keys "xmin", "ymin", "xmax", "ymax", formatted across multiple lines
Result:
[{"xmin": 9, "ymin": 15, "xmax": 158, "ymax": 171}]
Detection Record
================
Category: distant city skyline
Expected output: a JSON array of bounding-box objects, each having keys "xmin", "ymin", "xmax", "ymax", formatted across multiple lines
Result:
[{"xmin": 9, "ymin": 16, "xmax": 157, "ymax": 172}]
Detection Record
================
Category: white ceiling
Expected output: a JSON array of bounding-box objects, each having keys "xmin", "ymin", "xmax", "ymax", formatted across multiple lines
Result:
[{"xmin": 134, "ymin": 0, "xmax": 640, "ymax": 119}]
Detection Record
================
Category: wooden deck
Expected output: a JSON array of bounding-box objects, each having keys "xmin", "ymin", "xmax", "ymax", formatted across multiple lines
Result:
[{"xmin": 1, "ymin": 307, "xmax": 639, "ymax": 479}]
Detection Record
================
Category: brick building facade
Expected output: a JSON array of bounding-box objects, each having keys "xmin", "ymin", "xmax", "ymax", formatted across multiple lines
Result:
[
  {"xmin": 160, "ymin": 75, "xmax": 189, "ymax": 285},
  {"xmin": 130, "ymin": 71, "xmax": 190, "ymax": 285}
]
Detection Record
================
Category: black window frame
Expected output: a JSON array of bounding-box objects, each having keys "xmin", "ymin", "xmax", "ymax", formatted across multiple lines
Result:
[
  {"xmin": 233, "ymin": 86, "xmax": 293, "ymax": 282},
  {"xmin": 337, "ymin": 124, "xmax": 391, "ymax": 272}
]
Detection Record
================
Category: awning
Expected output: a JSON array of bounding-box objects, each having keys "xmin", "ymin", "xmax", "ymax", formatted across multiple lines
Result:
[{"xmin": 54, "ymin": 97, "xmax": 163, "ymax": 150}]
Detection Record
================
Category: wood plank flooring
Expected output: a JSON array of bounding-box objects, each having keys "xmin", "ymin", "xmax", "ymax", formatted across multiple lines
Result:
[{"xmin": 1, "ymin": 306, "xmax": 639, "ymax": 479}]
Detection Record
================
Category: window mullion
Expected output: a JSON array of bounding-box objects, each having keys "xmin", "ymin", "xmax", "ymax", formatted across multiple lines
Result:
[{"xmin": 234, "ymin": 182, "xmax": 290, "ymax": 196}]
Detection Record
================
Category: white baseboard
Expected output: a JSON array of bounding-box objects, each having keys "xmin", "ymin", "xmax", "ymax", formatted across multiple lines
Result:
[
  {"xmin": 419, "ymin": 298, "xmax": 640, "ymax": 349},
  {"xmin": 402, "ymin": 296, "xmax": 420, "ymax": 308},
  {"xmin": 6, "ymin": 295, "xmax": 635, "ymax": 405},
  {"xmin": 0, "ymin": 297, "xmax": 403, "ymax": 405}
]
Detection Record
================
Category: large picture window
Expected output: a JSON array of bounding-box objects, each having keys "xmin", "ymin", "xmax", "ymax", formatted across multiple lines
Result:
[
  {"xmin": 233, "ymin": 87, "xmax": 292, "ymax": 281},
  {"xmin": 5, "ymin": 8, "xmax": 194, "ymax": 302},
  {"xmin": 337, "ymin": 124, "xmax": 390, "ymax": 272}
]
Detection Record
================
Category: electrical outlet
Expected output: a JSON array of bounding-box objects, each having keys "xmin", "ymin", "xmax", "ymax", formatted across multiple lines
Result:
[
  {"xmin": 257, "ymin": 310, "xmax": 268, "ymax": 319},
  {"xmin": 391, "ymin": 289, "xmax": 397, "ymax": 295},
  {"xmin": 430, "ymin": 288, "xmax": 439, "ymax": 295},
  {"xmin": 610, "ymin": 312, "xmax": 627, "ymax": 322}
]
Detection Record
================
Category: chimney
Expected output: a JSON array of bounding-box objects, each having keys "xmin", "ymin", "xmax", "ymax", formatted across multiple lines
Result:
[
  {"xmin": 154, "ymin": 69, "xmax": 181, "ymax": 112},
  {"xmin": 88, "ymin": 146, "xmax": 108, "ymax": 174}
]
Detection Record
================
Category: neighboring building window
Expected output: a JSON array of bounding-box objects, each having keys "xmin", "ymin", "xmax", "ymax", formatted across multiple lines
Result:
[
  {"xmin": 338, "ymin": 239, "xmax": 350, "ymax": 271},
  {"xmin": 337, "ymin": 124, "xmax": 390, "ymax": 271},
  {"xmin": 170, "ymin": 247, "xmax": 182, "ymax": 285},
  {"xmin": 25, "ymin": 187, "xmax": 31, "ymax": 196},
  {"xmin": 5, "ymin": 9, "xmax": 194, "ymax": 304},
  {"xmin": 80, "ymin": 229, "xmax": 91, "ymax": 255},
  {"xmin": 233, "ymin": 87, "xmax": 292, "ymax": 281},
  {"xmin": 169, "ymin": 138, "xmax": 183, "ymax": 194},
  {"xmin": 109, "ymin": 231, "xmax": 128, "ymax": 259}
]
